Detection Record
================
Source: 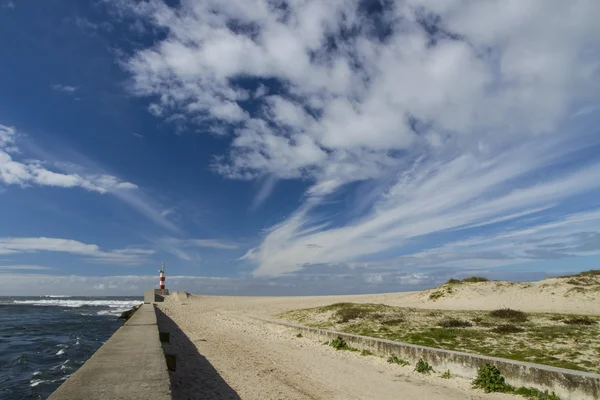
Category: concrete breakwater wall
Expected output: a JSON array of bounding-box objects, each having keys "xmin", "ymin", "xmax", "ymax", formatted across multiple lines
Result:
[
  {"xmin": 48, "ymin": 304, "xmax": 171, "ymax": 400},
  {"xmin": 260, "ymin": 318, "xmax": 600, "ymax": 400}
]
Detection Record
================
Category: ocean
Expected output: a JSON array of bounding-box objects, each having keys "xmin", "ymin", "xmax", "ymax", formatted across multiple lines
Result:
[{"xmin": 0, "ymin": 296, "xmax": 143, "ymax": 400}]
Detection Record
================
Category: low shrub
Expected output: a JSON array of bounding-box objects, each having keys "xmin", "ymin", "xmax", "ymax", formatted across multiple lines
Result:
[
  {"xmin": 492, "ymin": 324, "xmax": 524, "ymax": 334},
  {"xmin": 473, "ymin": 363, "xmax": 562, "ymax": 399},
  {"xmin": 415, "ymin": 359, "xmax": 433, "ymax": 374},
  {"xmin": 441, "ymin": 369, "xmax": 452, "ymax": 379},
  {"xmin": 558, "ymin": 269, "xmax": 600, "ymax": 278},
  {"xmin": 439, "ymin": 318, "xmax": 473, "ymax": 328},
  {"xmin": 295, "ymin": 333, "xmax": 303, "ymax": 338},
  {"xmin": 429, "ymin": 290, "xmax": 445, "ymax": 301},
  {"xmin": 387, "ymin": 355, "xmax": 409, "ymax": 366},
  {"xmin": 335, "ymin": 307, "xmax": 367, "ymax": 322},
  {"xmin": 360, "ymin": 349, "xmax": 373, "ymax": 356},
  {"xmin": 489, "ymin": 308, "xmax": 528, "ymax": 322},
  {"xmin": 380, "ymin": 317, "xmax": 405, "ymax": 325},
  {"xmin": 446, "ymin": 279, "xmax": 461, "ymax": 285},
  {"xmin": 563, "ymin": 317, "xmax": 597, "ymax": 325},
  {"xmin": 462, "ymin": 276, "xmax": 489, "ymax": 283},
  {"xmin": 472, "ymin": 363, "xmax": 508, "ymax": 393}
]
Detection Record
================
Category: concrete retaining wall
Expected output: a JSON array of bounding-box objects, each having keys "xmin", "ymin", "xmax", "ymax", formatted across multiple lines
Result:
[
  {"xmin": 145, "ymin": 288, "xmax": 170, "ymax": 304},
  {"xmin": 48, "ymin": 304, "xmax": 171, "ymax": 400},
  {"xmin": 259, "ymin": 318, "xmax": 600, "ymax": 400}
]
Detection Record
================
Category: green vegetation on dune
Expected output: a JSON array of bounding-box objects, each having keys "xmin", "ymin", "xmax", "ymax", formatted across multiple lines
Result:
[
  {"xmin": 279, "ymin": 302, "xmax": 600, "ymax": 374},
  {"xmin": 557, "ymin": 269, "xmax": 600, "ymax": 278},
  {"xmin": 473, "ymin": 363, "xmax": 561, "ymax": 399}
]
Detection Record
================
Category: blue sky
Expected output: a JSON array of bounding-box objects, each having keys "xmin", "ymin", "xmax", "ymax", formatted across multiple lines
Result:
[{"xmin": 1, "ymin": 0, "xmax": 600, "ymax": 296}]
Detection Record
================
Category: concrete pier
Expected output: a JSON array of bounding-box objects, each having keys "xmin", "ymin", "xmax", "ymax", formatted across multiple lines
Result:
[{"xmin": 48, "ymin": 304, "xmax": 171, "ymax": 400}]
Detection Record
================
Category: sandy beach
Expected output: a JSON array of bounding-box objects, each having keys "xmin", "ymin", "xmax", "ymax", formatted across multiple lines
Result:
[{"xmin": 156, "ymin": 274, "xmax": 599, "ymax": 399}]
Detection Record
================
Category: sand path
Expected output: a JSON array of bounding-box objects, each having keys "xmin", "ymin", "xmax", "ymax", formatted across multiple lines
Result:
[{"xmin": 157, "ymin": 295, "xmax": 518, "ymax": 400}]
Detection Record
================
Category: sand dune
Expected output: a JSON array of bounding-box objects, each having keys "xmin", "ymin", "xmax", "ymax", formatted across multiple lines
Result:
[{"xmin": 155, "ymin": 273, "xmax": 599, "ymax": 399}]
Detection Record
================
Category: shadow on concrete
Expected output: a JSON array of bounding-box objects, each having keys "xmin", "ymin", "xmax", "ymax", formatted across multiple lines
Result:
[{"xmin": 155, "ymin": 307, "xmax": 241, "ymax": 400}]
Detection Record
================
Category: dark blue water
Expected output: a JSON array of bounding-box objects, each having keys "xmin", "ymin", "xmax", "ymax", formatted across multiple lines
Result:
[{"xmin": 0, "ymin": 297, "xmax": 142, "ymax": 400}]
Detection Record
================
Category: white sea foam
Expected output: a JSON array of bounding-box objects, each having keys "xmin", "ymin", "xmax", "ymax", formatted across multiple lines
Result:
[
  {"xmin": 13, "ymin": 299, "xmax": 142, "ymax": 309},
  {"xmin": 43, "ymin": 295, "xmax": 72, "ymax": 298},
  {"xmin": 56, "ymin": 349, "xmax": 65, "ymax": 356},
  {"xmin": 32, "ymin": 371, "xmax": 42, "ymax": 377},
  {"xmin": 96, "ymin": 309, "xmax": 129, "ymax": 316},
  {"xmin": 30, "ymin": 379, "xmax": 45, "ymax": 387},
  {"xmin": 50, "ymin": 360, "xmax": 70, "ymax": 371}
]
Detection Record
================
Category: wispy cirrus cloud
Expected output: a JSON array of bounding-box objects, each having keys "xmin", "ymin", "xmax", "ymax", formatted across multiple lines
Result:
[
  {"xmin": 110, "ymin": 0, "xmax": 600, "ymax": 276},
  {"xmin": 155, "ymin": 237, "xmax": 239, "ymax": 261},
  {"xmin": 0, "ymin": 265, "xmax": 53, "ymax": 271},
  {"xmin": 51, "ymin": 84, "xmax": 78, "ymax": 94},
  {"xmin": 1, "ymin": 124, "xmax": 181, "ymax": 233},
  {"xmin": 0, "ymin": 237, "xmax": 154, "ymax": 265}
]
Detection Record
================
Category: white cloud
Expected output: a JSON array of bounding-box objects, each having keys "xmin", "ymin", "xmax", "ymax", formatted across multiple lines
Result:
[
  {"xmin": 0, "ymin": 237, "xmax": 154, "ymax": 265},
  {"xmin": 110, "ymin": 0, "xmax": 600, "ymax": 275},
  {"xmin": 0, "ymin": 124, "xmax": 138, "ymax": 193},
  {"xmin": 51, "ymin": 84, "xmax": 78, "ymax": 94},
  {"xmin": 4, "ymin": 124, "xmax": 180, "ymax": 233},
  {"xmin": 0, "ymin": 265, "xmax": 53, "ymax": 271}
]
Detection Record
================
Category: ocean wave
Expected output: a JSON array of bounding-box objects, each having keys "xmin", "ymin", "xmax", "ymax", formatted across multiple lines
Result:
[
  {"xmin": 43, "ymin": 295, "xmax": 72, "ymax": 298},
  {"xmin": 56, "ymin": 349, "xmax": 66, "ymax": 356},
  {"xmin": 30, "ymin": 379, "xmax": 46, "ymax": 387},
  {"xmin": 95, "ymin": 309, "xmax": 130, "ymax": 316},
  {"xmin": 12, "ymin": 299, "xmax": 142, "ymax": 309},
  {"xmin": 50, "ymin": 360, "xmax": 71, "ymax": 371}
]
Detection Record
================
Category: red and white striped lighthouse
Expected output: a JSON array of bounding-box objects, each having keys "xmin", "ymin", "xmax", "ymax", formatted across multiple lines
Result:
[{"xmin": 159, "ymin": 263, "xmax": 166, "ymax": 290}]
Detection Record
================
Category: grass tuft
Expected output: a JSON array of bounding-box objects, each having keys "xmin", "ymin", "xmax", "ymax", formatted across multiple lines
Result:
[
  {"xmin": 387, "ymin": 355, "xmax": 409, "ymax": 366},
  {"xmin": 492, "ymin": 324, "xmax": 524, "ymax": 334},
  {"xmin": 360, "ymin": 349, "xmax": 373, "ymax": 356},
  {"xmin": 328, "ymin": 336, "xmax": 359, "ymax": 352},
  {"xmin": 563, "ymin": 317, "xmax": 597, "ymax": 326},
  {"xmin": 513, "ymin": 387, "xmax": 560, "ymax": 400},
  {"xmin": 415, "ymin": 359, "xmax": 433, "ymax": 374},
  {"xmin": 441, "ymin": 369, "xmax": 452, "ymax": 379},
  {"xmin": 329, "ymin": 336, "xmax": 348, "ymax": 350}
]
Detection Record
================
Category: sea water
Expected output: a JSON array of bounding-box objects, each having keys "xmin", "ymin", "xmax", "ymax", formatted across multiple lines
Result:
[{"xmin": 0, "ymin": 296, "xmax": 142, "ymax": 399}]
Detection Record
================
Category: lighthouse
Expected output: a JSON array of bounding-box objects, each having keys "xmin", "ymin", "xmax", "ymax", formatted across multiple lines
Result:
[{"xmin": 159, "ymin": 263, "xmax": 166, "ymax": 290}]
